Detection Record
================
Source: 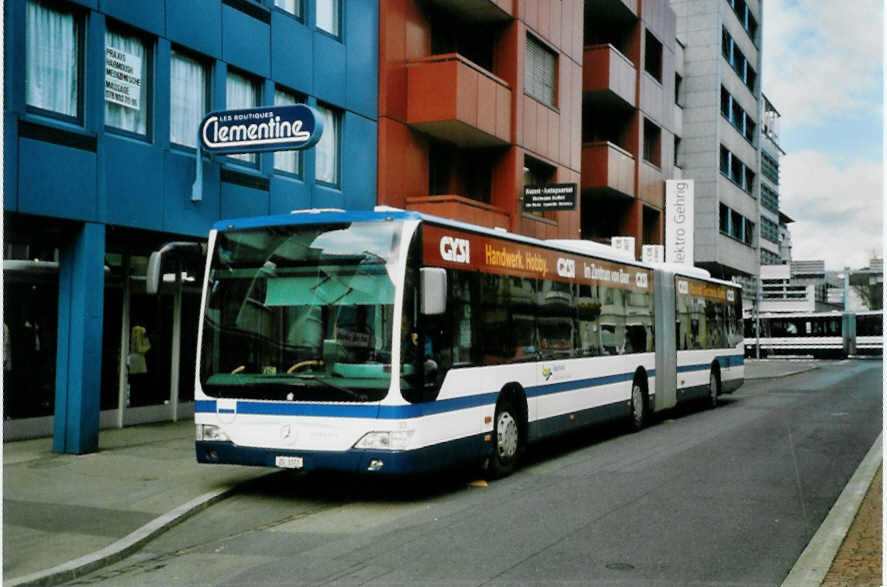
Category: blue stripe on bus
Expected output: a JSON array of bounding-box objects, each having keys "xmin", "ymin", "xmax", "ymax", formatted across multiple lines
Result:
[
  {"xmin": 195, "ymin": 367, "xmax": 659, "ymax": 419},
  {"xmin": 677, "ymin": 355, "xmax": 744, "ymax": 374}
]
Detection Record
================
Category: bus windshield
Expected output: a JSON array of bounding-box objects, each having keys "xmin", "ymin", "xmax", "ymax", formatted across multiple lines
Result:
[{"xmin": 200, "ymin": 221, "xmax": 403, "ymax": 403}]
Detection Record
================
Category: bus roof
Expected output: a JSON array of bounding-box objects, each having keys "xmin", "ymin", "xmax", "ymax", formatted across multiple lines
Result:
[{"xmin": 211, "ymin": 207, "xmax": 739, "ymax": 287}]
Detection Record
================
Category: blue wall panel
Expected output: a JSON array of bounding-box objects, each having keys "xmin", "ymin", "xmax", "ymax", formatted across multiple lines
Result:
[
  {"xmin": 222, "ymin": 5, "xmax": 270, "ymax": 78},
  {"xmin": 4, "ymin": 115, "xmax": 18, "ymax": 211},
  {"xmin": 270, "ymin": 11, "xmax": 314, "ymax": 95},
  {"xmin": 103, "ymin": 135, "xmax": 164, "ymax": 229},
  {"xmin": 163, "ymin": 151, "xmax": 221, "ymax": 237},
  {"xmin": 313, "ymin": 33, "xmax": 347, "ymax": 108},
  {"xmin": 341, "ymin": 113, "xmax": 377, "ymax": 211},
  {"xmin": 220, "ymin": 179, "xmax": 270, "ymax": 219},
  {"xmin": 345, "ymin": 0, "xmax": 378, "ymax": 119},
  {"xmin": 18, "ymin": 139, "xmax": 97, "ymax": 221},
  {"xmin": 270, "ymin": 175, "xmax": 311, "ymax": 215},
  {"xmin": 99, "ymin": 0, "xmax": 165, "ymax": 36},
  {"xmin": 167, "ymin": 0, "xmax": 221, "ymax": 59},
  {"xmin": 311, "ymin": 184, "xmax": 344, "ymax": 210}
]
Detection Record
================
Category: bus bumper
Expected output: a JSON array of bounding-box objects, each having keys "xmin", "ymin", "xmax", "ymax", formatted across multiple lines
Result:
[{"xmin": 196, "ymin": 435, "xmax": 490, "ymax": 474}]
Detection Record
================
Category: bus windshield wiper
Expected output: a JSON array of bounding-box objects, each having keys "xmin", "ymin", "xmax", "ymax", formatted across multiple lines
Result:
[{"xmin": 291, "ymin": 374, "xmax": 368, "ymax": 401}]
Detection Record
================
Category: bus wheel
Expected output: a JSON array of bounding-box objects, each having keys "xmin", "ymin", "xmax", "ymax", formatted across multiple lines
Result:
[
  {"xmin": 630, "ymin": 377, "xmax": 647, "ymax": 431},
  {"xmin": 488, "ymin": 398, "xmax": 521, "ymax": 478},
  {"xmin": 708, "ymin": 369, "xmax": 720, "ymax": 409}
]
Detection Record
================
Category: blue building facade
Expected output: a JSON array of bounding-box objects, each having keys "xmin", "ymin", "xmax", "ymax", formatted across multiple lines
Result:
[{"xmin": 3, "ymin": 0, "xmax": 379, "ymax": 451}]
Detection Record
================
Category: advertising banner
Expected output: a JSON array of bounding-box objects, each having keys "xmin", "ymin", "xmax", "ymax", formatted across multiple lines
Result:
[{"xmin": 665, "ymin": 180, "xmax": 694, "ymax": 265}]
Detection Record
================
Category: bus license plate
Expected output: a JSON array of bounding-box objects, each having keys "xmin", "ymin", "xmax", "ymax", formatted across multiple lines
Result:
[{"xmin": 275, "ymin": 456, "xmax": 304, "ymax": 469}]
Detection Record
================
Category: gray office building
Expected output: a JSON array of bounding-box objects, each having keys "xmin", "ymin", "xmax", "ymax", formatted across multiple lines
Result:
[{"xmin": 671, "ymin": 0, "xmax": 763, "ymax": 290}]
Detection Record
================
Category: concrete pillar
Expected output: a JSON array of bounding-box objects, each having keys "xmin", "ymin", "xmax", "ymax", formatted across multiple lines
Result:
[{"xmin": 53, "ymin": 223, "xmax": 105, "ymax": 454}]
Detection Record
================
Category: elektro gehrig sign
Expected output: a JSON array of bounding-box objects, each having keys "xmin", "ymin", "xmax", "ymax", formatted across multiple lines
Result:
[
  {"xmin": 198, "ymin": 104, "xmax": 323, "ymax": 154},
  {"xmin": 423, "ymin": 225, "xmax": 650, "ymax": 292}
]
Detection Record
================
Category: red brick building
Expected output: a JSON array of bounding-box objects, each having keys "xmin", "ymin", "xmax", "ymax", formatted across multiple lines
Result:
[{"xmin": 378, "ymin": 0, "xmax": 584, "ymax": 240}]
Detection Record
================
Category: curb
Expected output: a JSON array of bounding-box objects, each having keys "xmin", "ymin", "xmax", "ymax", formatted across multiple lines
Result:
[
  {"xmin": 781, "ymin": 432, "xmax": 883, "ymax": 587},
  {"xmin": 6, "ymin": 487, "xmax": 238, "ymax": 587},
  {"xmin": 745, "ymin": 365, "xmax": 822, "ymax": 381}
]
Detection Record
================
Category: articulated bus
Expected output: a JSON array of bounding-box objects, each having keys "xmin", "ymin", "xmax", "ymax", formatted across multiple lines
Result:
[
  {"xmin": 187, "ymin": 209, "xmax": 743, "ymax": 477},
  {"xmin": 743, "ymin": 310, "xmax": 883, "ymax": 358}
]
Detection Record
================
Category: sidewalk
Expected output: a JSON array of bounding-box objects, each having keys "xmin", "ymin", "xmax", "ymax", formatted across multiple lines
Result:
[
  {"xmin": 3, "ymin": 421, "xmax": 269, "ymax": 586},
  {"xmin": 2, "ymin": 359, "xmax": 880, "ymax": 586}
]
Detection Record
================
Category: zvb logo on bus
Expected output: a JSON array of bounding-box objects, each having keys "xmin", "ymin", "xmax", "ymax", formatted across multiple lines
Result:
[
  {"xmin": 556, "ymin": 258, "xmax": 576, "ymax": 279},
  {"xmin": 439, "ymin": 236, "xmax": 470, "ymax": 264}
]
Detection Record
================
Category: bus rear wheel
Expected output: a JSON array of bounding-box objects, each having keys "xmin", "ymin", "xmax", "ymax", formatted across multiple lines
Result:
[
  {"xmin": 488, "ymin": 399, "xmax": 521, "ymax": 478},
  {"xmin": 708, "ymin": 370, "xmax": 720, "ymax": 409},
  {"xmin": 630, "ymin": 377, "xmax": 647, "ymax": 431}
]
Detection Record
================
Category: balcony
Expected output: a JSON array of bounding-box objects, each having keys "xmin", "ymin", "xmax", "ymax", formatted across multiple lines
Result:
[
  {"xmin": 580, "ymin": 141, "xmax": 635, "ymax": 198},
  {"xmin": 583, "ymin": 44, "xmax": 636, "ymax": 108},
  {"xmin": 405, "ymin": 195, "xmax": 510, "ymax": 230},
  {"xmin": 407, "ymin": 54, "xmax": 511, "ymax": 148},
  {"xmin": 421, "ymin": 0, "xmax": 512, "ymax": 20}
]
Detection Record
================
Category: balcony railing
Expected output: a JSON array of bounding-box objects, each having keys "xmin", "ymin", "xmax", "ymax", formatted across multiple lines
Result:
[
  {"xmin": 407, "ymin": 53, "xmax": 512, "ymax": 147},
  {"xmin": 580, "ymin": 141, "xmax": 635, "ymax": 198},
  {"xmin": 421, "ymin": 0, "xmax": 512, "ymax": 20},
  {"xmin": 583, "ymin": 44, "xmax": 636, "ymax": 107},
  {"xmin": 405, "ymin": 195, "xmax": 510, "ymax": 230}
]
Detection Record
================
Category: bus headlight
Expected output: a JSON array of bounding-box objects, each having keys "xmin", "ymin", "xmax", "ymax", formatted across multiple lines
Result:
[
  {"xmin": 196, "ymin": 424, "xmax": 229, "ymax": 442},
  {"xmin": 354, "ymin": 430, "xmax": 414, "ymax": 451}
]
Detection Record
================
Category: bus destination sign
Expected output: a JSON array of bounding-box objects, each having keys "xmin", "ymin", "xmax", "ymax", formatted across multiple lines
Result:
[
  {"xmin": 199, "ymin": 104, "xmax": 323, "ymax": 154},
  {"xmin": 523, "ymin": 183, "xmax": 577, "ymax": 211}
]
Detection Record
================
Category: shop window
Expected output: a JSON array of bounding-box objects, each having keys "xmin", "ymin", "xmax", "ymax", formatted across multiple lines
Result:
[
  {"xmin": 170, "ymin": 48, "xmax": 208, "ymax": 148},
  {"xmin": 316, "ymin": 0, "xmax": 340, "ymax": 38},
  {"xmin": 25, "ymin": 0, "xmax": 82, "ymax": 120},
  {"xmin": 226, "ymin": 69, "xmax": 261, "ymax": 165},
  {"xmin": 273, "ymin": 87, "xmax": 304, "ymax": 175},
  {"xmin": 525, "ymin": 34, "xmax": 557, "ymax": 108},
  {"xmin": 644, "ymin": 30, "xmax": 662, "ymax": 83},
  {"xmin": 105, "ymin": 26, "xmax": 150, "ymax": 136},
  {"xmin": 315, "ymin": 102, "xmax": 341, "ymax": 185}
]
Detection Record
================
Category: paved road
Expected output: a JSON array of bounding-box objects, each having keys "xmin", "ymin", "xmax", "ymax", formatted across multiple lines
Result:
[{"xmin": 70, "ymin": 360, "xmax": 882, "ymax": 586}]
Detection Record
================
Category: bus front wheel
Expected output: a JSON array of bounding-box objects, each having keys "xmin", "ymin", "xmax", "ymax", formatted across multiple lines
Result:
[{"xmin": 488, "ymin": 399, "xmax": 522, "ymax": 478}]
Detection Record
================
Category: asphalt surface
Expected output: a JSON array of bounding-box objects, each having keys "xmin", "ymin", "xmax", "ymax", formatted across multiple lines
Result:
[{"xmin": 2, "ymin": 359, "xmax": 882, "ymax": 586}]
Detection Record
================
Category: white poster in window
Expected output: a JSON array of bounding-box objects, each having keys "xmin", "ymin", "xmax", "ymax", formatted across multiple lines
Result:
[{"xmin": 105, "ymin": 46, "xmax": 142, "ymax": 110}]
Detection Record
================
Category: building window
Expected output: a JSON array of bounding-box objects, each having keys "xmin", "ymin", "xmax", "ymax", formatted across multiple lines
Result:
[
  {"xmin": 226, "ymin": 70, "xmax": 261, "ymax": 165},
  {"xmin": 105, "ymin": 27, "xmax": 150, "ymax": 136},
  {"xmin": 170, "ymin": 49, "xmax": 208, "ymax": 148},
  {"xmin": 644, "ymin": 30, "xmax": 662, "ymax": 83},
  {"xmin": 761, "ymin": 183, "xmax": 779, "ymax": 213},
  {"xmin": 720, "ymin": 146, "xmax": 730, "ymax": 176},
  {"xmin": 315, "ymin": 103, "xmax": 340, "ymax": 185},
  {"xmin": 25, "ymin": 0, "xmax": 81, "ymax": 119},
  {"xmin": 273, "ymin": 87, "xmax": 304, "ymax": 175},
  {"xmin": 761, "ymin": 216, "xmax": 779, "ymax": 244},
  {"xmin": 743, "ymin": 218, "xmax": 755, "ymax": 246},
  {"xmin": 525, "ymin": 34, "xmax": 557, "ymax": 108},
  {"xmin": 675, "ymin": 73, "xmax": 683, "ymax": 106},
  {"xmin": 274, "ymin": 0, "xmax": 301, "ymax": 18},
  {"xmin": 316, "ymin": 0, "xmax": 340, "ymax": 37},
  {"xmin": 674, "ymin": 136, "xmax": 681, "ymax": 167},
  {"xmin": 643, "ymin": 119, "xmax": 661, "ymax": 167}
]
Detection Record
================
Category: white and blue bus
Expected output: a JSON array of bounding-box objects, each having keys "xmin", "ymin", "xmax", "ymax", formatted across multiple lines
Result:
[{"xmin": 187, "ymin": 209, "xmax": 743, "ymax": 476}]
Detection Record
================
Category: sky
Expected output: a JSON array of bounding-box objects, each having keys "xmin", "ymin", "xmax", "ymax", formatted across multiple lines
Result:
[{"xmin": 761, "ymin": 0, "xmax": 883, "ymax": 271}]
